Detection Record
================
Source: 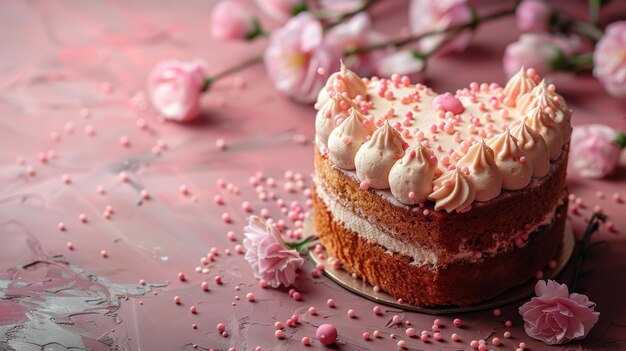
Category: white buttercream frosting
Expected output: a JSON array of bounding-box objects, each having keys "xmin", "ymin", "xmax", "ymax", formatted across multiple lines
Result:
[
  {"xmin": 355, "ymin": 120, "xmax": 405, "ymax": 189},
  {"xmin": 428, "ymin": 168, "xmax": 475, "ymax": 213},
  {"xmin": 316, "ymin": 63, "xmax": 368, "ymax": 108},
  {"xmin": 315, "ymin": 94, "xmax": 353, "ymax": 146},
  {"xmin": 328, "ymin": 109, "xmax": 375, "ymax": 170},
  {"xmin": 388, "ymin": 141, "xmax": 437, "ymax": 204},
  {"xmin": 486, "ymin": 130, "xmax": 533, "ymax": 190},
  {"xmin": 502, "ymin": 68, "xmax": 537, "ymax": 106},
  {"xmin": 518, "ymin": 80, "xmax": 571, "ymax": 142},
  {"xmin": 456, "ymin": 140, "xmax": 502, "ymax": 202},
  {"xmin": 510, "ymin": 120, "xmax": 551, "ymax": 177},
  {"xmin": 524, "ymin": 106, "xmax": 563, "ymax": 161}
]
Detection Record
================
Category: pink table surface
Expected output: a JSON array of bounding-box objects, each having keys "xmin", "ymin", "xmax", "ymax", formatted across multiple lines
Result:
[{"xmin": 1, "ymin": 1, "xmax": 625, "ymax": 350}]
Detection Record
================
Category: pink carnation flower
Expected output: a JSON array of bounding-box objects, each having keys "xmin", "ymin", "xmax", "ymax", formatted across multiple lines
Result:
[
  {"xmin": 210, "ymin": 1, "xmax": 257, "ymax": 41},
  {"xmin": 264, "ymin": 12, "xmax": 339, "ymax": 102},
  {"xmin": 503, "ymin": 34, "xmax": 580, "ymax": 78},
  {"xmin": 408, "ymin": 0, "xmax": 473, "ymax": 55},
  {"xmin": 516, "ymin": 0, "xmax": 552, "ymax": 33},
  {"xmin": 243, "ymin": 216, "xmax": 304, "ymax": 288},
  {"xmin": 593, "ymin": 21, "xmax": 626, "ymax": 97},
  {"xmin": 519, "ymin": 280, "xmax": 600, "ymax": 345},
  {"xmin": 147, "ymin": 59, "xmax": 207, "ymax": 122},
  {"xmin": 570, "ymin": 124, "xmax": 624, "ymax": 179}
]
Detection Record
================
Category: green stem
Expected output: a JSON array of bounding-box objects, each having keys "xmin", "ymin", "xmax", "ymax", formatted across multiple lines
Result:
[
  {"xmin": 616, "ymin": 131, "xmax": 626, "ymax": 149},
  {"xmin": 286, "ymin": 236, "xmax": 318, "ymax": 252},
  {"xmin": 202, "ymin": 54, "xmax": 264, "ymax": 92},
  {"xmin": 345, "ymin": 3, "xmax": 518, "ymax": 56},
  {"xmin": 570, "ymin": 212, "xmax": 606, "ymax": 293},
  {"xmin": 572, "ymin": 20, "xmax": 603, "ymax": 42},
  {"xmin": 588, "ymin": 0, "xmax": 601, "ymax": 28}
]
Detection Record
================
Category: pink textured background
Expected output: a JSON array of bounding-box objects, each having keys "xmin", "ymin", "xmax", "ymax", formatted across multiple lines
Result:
[{"xmin": 0, "ymin": 1, "xmax": 625, "ymax": 350}]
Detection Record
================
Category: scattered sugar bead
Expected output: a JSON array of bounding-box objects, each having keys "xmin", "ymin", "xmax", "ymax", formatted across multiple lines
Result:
[
  {"xmin": 215, "ymin": 276, "xmax": 223, "ymax": 284},
  {"xmin": 434, "ymin": 319, "xmax": 443, "ymax": 327},
  {"xmin": 214, "ymin": 195, "xmax": 224, "ymax": 205},
  {"xmin": 100, "ymin": 250, "xmax": 108, "ymax": 258},
  {"xmin": 535, "ymin": 270, "xmax": 544, "ymax": 279},
  {"xmin": 227, "ymin": 231, "xmax": 237, "ymax": 241},
  {"xmin": 118, "ymin": 172, "xmax": 129, "ymax": 182},
  {"xmin": 519, "ymin": 342, "xmax": 527, "ymax": 349},
  {"xmin": 190, "ymin": 305, "xmax": 197, "ymax": 314},
  {"xmin": 359, "ymin": 180, "xmax": 370, "ymax": 190},
  {"xmin": 66, "ymin": 242, "xmax": 74, "ymax": 250},
  {"xmin": 97, "ymin": 185, "xmax": 106, "ymax": 194},
  {"xmin": 373, "ymin": 285, "xmax": 380, "ymax": 292},
  {"xmin": 397, "ymin": 340, "xmax": 407, "ymax": 349},
  {"xmin": 397, "ymin": 298, "xmax": 403, "ymax": 304},
  {"xmin": 434, "ymin": 332, "xmax": 443, "ymax": 341},
  {"xmin": 362, "ymin": 331, "xmax": 370, "ymax": 340},
  {"xmin": 392, "ymin": 315, "xmax": 402, "ymax": 324},
  {"xmin": 478, "ymin": 344, "xmax": 487, "ymax": 351},
  {"xmin": 548, "ymin": 260, "xmax": 558, "ymax": 269},
  {"xmin": 504, "ymin": 331, "xmax": 511, "ymax": 338},
  {"xmin": 179, "ymin": 184, "xmax": 189, "ymax": 195},
  {"xmin": 302, "ymin": 336, "xmax": 312, "ymax": 346},
  {"xmin": 288, "ymin": 289, "xmax": 296, "ymax": 296},
  {"xmin": 316, "ymin": 324, "xmax": 338, "ymax": 345},
  {"xmin": 292, "ymin": 292, "xmax": 302, "ymax": 301},
  {"xmin": 613, "ymin": 192, "xmax": 623, "ymax": 203},
  {"xmin": 58, "ymin": 222, "xmax": 66, "ymax": 231},
  {"xmin": 140, "ymin": 189, "xmax": 150, "ymax": 200},
  {"xmin": 308, "ymin": 307, "xmax": 317, "ymax": 315},
  {"xmin": 492, "ymin": 337, "xmax": 501, "ymax": 346},
  {"xmin": 275, "ymin": 321, "xmax": 284, "ymax": 330},
  {"xmin": 246, "ymin": 293, "xmax": 255, "ymax": 302},
  {"xmin": 216, "ymin": 138, "xmax": 226, "ymax": 150},
  {"xmin": 406, "ymin": 328, "xmax": 416, "ymax": 337},
  {"xmin": 311, "ymin": 269, "xmax": 319, "ymax": 278},
  {"xmin": 493, "ymin": 308, "xmax": 501, "ymax": 316},
  {"xmin": 347, "ymin": 309, "xmax": 356, "ymax": 318},
  {"xmin": 327, "ymin": 299, "xmax": 335, "ymax": 308},
  {"xmin": 178, "ymin": 272, "xmax": 186, "ymax": 281},
  {"xmin": 192, "ymin": 323, "xmax": 197, "ymax": 329},
  {"xmin": 201, "ymin": 282, "xmax": 210, "ymax": 291},
  {"xmin": 374, "ymin": 330, "xmax": 382, "ymax": 338},
  {"xmin": 62, "ymin": 174, "xmax": 72, "ymax": 184},
  {"xmin": 431, "ymin": 325, "xmax": 439, "ymax": 332},
  {"xmin": 453, "ymin": 318, "xmax": 462, "ymax": 327},
  {"xmin": 235, "ymin": 245, "xmax": 244, "ymax": 254},
  {"xmin": 222, "ymin": 331, "xmax": 228, "ymax": 337},
  {"xmin": 174, "ymin": 296, "xmax": 181, "ymax": 304},
  {"xmin": 216, "ymin": 323, "xmax": 226, "ymax": 332},
  {"xmin": 259, "ymin": 279, "xmax": 268, "ymax": 288},
  {"xmin": 470, "ymin": 340, "xmax": 479, "ymax": 349},
  {"xmin": 275, "ymin": 330, "xmax": 285, "ymax": 339},
  {"xmin": 516, "ymin": 349, "xmax": 523, "ymax": 351},
  {"xmin": 79, "ymin": 213, "xmax": 88, "ymax": 223},
  {"xmin": 222, "ymin": 212, "xmax": 232, "ymax": 223},
  {"xmin": 420, "ymin": 334, "xmax": 429, "ymax": 342},
  {"xmin": 373, "ymin": 305, "xmax": 382, "ymax": 315},
  {"xmin": 451, "ymin": 333, "xmax": 460, "ymax": 341},
  {"xmin": 286, "ymin": 319, "xmax": 294, "ymax": 328}
]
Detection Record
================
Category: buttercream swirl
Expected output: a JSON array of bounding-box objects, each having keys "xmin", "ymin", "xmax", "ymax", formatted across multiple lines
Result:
[
  {"xmin": 510, "ymin": 121, "xmax": 551, "ymax": 177},
  {"xmin": 524, "ymin": 106, "xmax": 563, "ymax": 161},
  {"xmin": 456, "ymin": 140, "xmax": 502, "ymax": 202},
  {"xmin": 502, "ymin": 68, "xmax": 537, "ymax": 106},
  {"xmin": 355, "ymin": 120, "xmax": 405, "ymax": 189},
  {"xmin": 428, "ymin": 168, "xmax": 475, "ymax": 213},
  {"xmin": 315, "ymin": 94, "xmax": 353, "ymax": 146},
  {"xmin": 328, "ymin": 109, "xmax": 375, "ymax": 170},
  {"xmin": 316, "ymin": 63, "xmax": 368, "ymax": 108},
  {"xmin": 518, "ymin": 80, "xmax": 571, "ymax": 141},
  {"xmin": 388, "ymin": 141, "xmax": 437, "ymax": 204},
  {"xmin": 486, "ymin": 130, "xmax": 533, "ymax": 190}
]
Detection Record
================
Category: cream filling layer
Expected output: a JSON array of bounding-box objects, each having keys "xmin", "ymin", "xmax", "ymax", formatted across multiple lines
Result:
[{"xmin": 315, "ymin": 174, "xmax": 565, "ymax": 267}]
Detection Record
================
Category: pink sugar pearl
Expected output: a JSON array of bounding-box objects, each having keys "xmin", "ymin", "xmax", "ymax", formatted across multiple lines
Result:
[
  {"xmin": 190, "ymin": 306, "xmax": 197, "ymax": 314},
  {"xmin": 420, "ymin": 333, "xmax": 429, "ymax": 342},
  {"xmin": 453, "ymin": 318, "xmax": 462, "ymax": 327},
  {"xmin": 373, "ymin": 305, "xmax": 382, "ymax": 315},
  {"xmin": 406, "ymin": 328, "xmax": 416, "ymax": 337},
  {"xmin": 316, "ymin": 324, "xmax": 338, "ymax": 346},
  {"xmin": 275, "ymin": 330, "xmax": 285, "ymax": 339},
  {"xmin": 275, "ymin": 321, "xmax": 283, "ymax": 330},
  {"xmin": 451, "ymin": 333, "xmax": 460, "ymax": 341},
  {"xmin": 201, "ymin": 282, "xmax": 209, "ymax": 291},
  {"xmin": 217, "ymin": 323, "xmax": 226, "ymax": 332},
  {"xmin": 504, "ymin": 331, "xmax": 511, "ymax": 338},
  {"xmin": 327, "ymin": 299, "xmax": 335, "ymax": 308},
  {"xmin": 308, "ymin": 307, "xmax": 317, "ymax": 315},
  {"xmin": 302, "ymin": 336, "xmax": 312, "ymax": 346},
  {"xmin": 434, "ymin": 332, "xmax": 443, "ymax": 341},
  {"xmin": 174, "ymin": 296, "xmax": 181, "ymax": 304},
  {"xmin": 292, "ymin": 292, "xmax": 302, "ymax": 301},
  {"xmin": 392, "ymin": 315, "xmax": 402, "ymax": 324},
  {"xmin": 347, "ymin": 309, "xmax": 356, "ymax": 318},
  {"xmin": 478, "ymin": 344, "xmax": 487, "ymax": 351},
  {"xmin": 362, "ymin": 331, "xmax": 370, "ymax": 340},
  {"xmin": 178, "ymin": 272, "xmax": 186, "ymax": 281},
  {"xmin": 397, "ymin": 340, "xmax": 406, "ymax": 349},
  {"xmin": 100, "ymin": 250, "xmax": 108, "ymax": 258},
  {"xmin": 492, "ymin": 337, "xmax": 501, "ymax": 346},
  {"xmin": 470, "ymin": 340, "xmax": 479, "ymax": 349},
  {"xmin": 246, "ymin": 293, "xmax": 255, "ymax": 302}
]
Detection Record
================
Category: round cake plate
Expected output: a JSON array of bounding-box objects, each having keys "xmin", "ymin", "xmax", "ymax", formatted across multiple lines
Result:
[{"xmin": 305, "ymin": 220, "xmax": 575, "ymax": 315}]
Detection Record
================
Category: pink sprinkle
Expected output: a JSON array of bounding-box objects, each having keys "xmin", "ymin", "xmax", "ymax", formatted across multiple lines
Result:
[
  {"xmin": 347, "ymin": 309, "xmax": 356, "ymax": 318},
  {"xmin": 327, "ymin": 299, "xmax": 335, "ymax": 308},
  {"xmin": 246, "ymin": 293, "xmax": 255, "ymax": 302},
  {"xmin": 406, "ymin": 328, "xmax": 416, "ymax": 337},
  {"xmin": 504, "ymin": 331, "xmax": 511, "ymax": 338},
  {"xmin": 192, "ymin": 323, "xmax": 197, "ymax": 329},
  {"xmin": 421, "ymin": 334, "xmax": 429, "ymax": 342},
  {"xmin": 66, "ymin": 242, "xmax": 74, "ymax": 250},
  {"xmin": 470, "ymin": 340, "xmax": 479, "ymax": 349},
  {"xmin": 201, "ymin": 282, "xmax": 209, "ymax": 291},
  {"xmin": 79, "ymin": 213, "xmax": 88, "ymax": 223},
  {"xmin": 119, "ymin": 135, "xmax": 130, "ymax": 147},
  {"xmin": 613, "ymin": 192, "xmax": 623, "ymax": 203},
  {"xmin": 453, "ymin": 318, "xmax": 462, "ymax": 327},
  {"xmin": 227, "ymin": 231, "xmax": 237, "ymax": 241},
  {"xmin": 275, "ymin": 321, "xmax": 284, "ymax": 330},
  {"xmin": 179, "ymin": 184, "xmax": 189, "ymax": 195},
  {"xmin": 373, "ymin": 330, "xmax": 382, "ymax": 338},
  {"xmin": 140, "ymin": 189, "xmax": 150, "ymax": 200},
  {"xmin": 222, "ymin": 212, "xmax": 232, "ymax": 223},
  {"xmin": 492, "ymin": 337, "xmax": 501, "ymax": 346},
  {"xmin": 451, "ymin": 333, "xmax": 460, "ymax": 341},
  {"xmin": 505, "ymin": 320, "xmax": 513, "ymax": 327},
  {"xmin": 174, "ymin": 296, "xmax": 181, "ymax": 304},
  {"xmin": 241, "ymin": 201, "xmax": 252, "ymax": 212},
  {"xmin": 292, "ymin": 292, "xmax": 302, "ymax": 301},
  {"xmin": 178, "ymin": 272, "xmax": 186, "ymax": 281},
  {"xmin": 62, "ymin": 174, "xmax": 71, "ymax": 184},
  {"xmin": 397, "ymin": 340, "xmax": 406, "ymax": 349},
  {"xmin": 100, "ymin": 250, "xmax": 108, "ymax": 258},
  {"xmin": 292, "ymin": 314, "xmax": 299, "ymax": 323},
  {"xmin": 214, "ymin": 195, "xmax": 224, "ymax": 205},
  {"xmin": 317, "ymin": 67, "xmax": 326, "ymax": 75},
  {"xmin": 275, "ymin": 330, "xmax": 285, "ymax": 339},
  {"xmin": 519, "ymin": 342, "xmax": 527, "ymax": 349},
  {"xmin": 259, "ymin": 279, "xmax": 268, "ymax": 288},
  {"xmin": 535, "ymin": 270, "xmax": 544, "ymax": 279},
  {"xmin": 408, "ymin": 191, "xmax": 416, "ymax": 200},
  {"xmin": 308, "ymin": 307, "xmax": 317, "ymax": 315},
  {"xmin": 373, "ymin": 305, "xmax": 382, "ymax": 315},
  {"xmin": 302, "ymin": 336, "xmax": 312, "ymax": 346},
  {"xmin": 58, "ymin": 222, "xmax": 66, "ymax": 231},
  {"xmin": 434, "ymin": 332, "xmax": 443, "ymax": 341},
  {"xmin": 478, "ymin": 344, "xmax": 487, "ymax": 351},
  {"xmin": 434, "ymin": 319, "xmax": 442, "ymax": 327},
  {"xmin": 190, "ymin": 306, "xmax": 197, "ymax": 314},
  {"xmin": 215, "ymin": 276, "xmax": 223, "ymax": 284},
  {"xmin": 493, "ymin": 308, "xmax": 501, "ymax": 316},
  {"xmin": 216, "ymin": 138, "xmax": 226, "ymax": 150},
  {"xmin": 362, "ymin": 331, "xmax": 370, "ymax": 340},
  {"xmin": 392, "ymin": 315, "xmax": 402, "ymax": 324},
  {"xmin": 359, "ymin": 180, "xmax": 370, "ymax": 190}
]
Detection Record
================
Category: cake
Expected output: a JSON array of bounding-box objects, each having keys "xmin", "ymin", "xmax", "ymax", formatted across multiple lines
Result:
[{"xmin": 312, "ymin": 64, "xmax": 571, "ymax": 307}]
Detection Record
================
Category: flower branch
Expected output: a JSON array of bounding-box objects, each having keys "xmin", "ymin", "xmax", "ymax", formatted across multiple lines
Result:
[{"xmin": 570, "ymin": 212, "xmax": 607, "ymax": 293}]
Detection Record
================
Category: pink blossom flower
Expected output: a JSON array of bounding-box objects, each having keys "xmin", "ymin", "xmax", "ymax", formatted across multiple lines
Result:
[
  {"xmin": 264, "ymin": 12, "xmax": 339, "ymax": 102},
  {"xmin": 570, "ymin": 124, "xmax": 624, "ymax": 178},
  {"xmin": 325, "ymin": 13, "xmax": 386, "ymax": 77},
  {"xmin": 503, "ymin": 34, "xmax": 580, "ymax": 78},
  {"xmin": 519, "ymin": 280, "xmax": 599, "ymax": 345},
  {"xmin": 318, "ymin": 0, "xmax": 365, "ymax": 17},
  {"xmin": 375, "ymin": 50, "xmax": 425, "ymax": 78},
  {"xmin": 210, "ymin": 1, "xmax": 258, "ymax": 41},
  {"xmin": 408, "ymin": 0, "xmax": 473, "ymax": 55},
  {"xmin": 516, "ymin": 0, "xmax": 552, "ymax": 33},
  {"xmin": 255, "ymin": 0, "xmax": 305, "ymax": 22},
  {"xmin": 147, "ymin": 59, "xmax": 207, "ymax": 122},
  {"xmin": 243, "ymin": 216, "xmax": 304, "ymax": 288},
  {"xmin": 593, "ymin": 21, "xmax": 626, "ymax": 97}
]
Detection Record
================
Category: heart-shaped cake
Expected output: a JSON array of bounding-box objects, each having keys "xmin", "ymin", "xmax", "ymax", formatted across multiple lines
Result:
[{"xmin": 312, "ymin": 64, "xmax": 570, "ymax": 306}]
